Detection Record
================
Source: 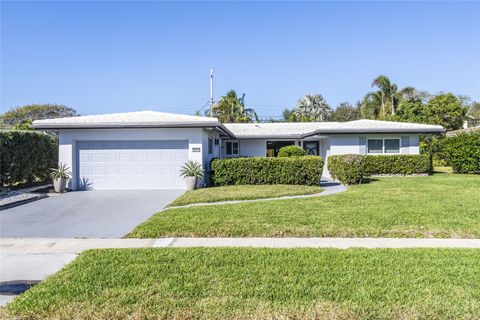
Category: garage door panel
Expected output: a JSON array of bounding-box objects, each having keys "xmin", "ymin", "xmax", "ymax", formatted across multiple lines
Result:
[{"xmin": 77, "ymin": 140, "xmax": 188, "ymax": 190}]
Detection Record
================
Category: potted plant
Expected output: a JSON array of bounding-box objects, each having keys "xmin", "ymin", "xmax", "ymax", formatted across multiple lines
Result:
[
  {"xmin": 50, "ymin": 163, "xmax": 71, "ymax": 193},
  {"xmin": 180, "ymin": 160, "xmax": 204, "ymax": 191}
]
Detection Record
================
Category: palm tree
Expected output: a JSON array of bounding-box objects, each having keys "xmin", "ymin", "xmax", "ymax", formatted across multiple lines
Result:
[
  {"xmin": 294, "ymin": 94, "xmax": 333, "ymax": 122},
  {"xmin": 210, "ymin": 90, "xmax": 258, "ymax": 123},
  {"xmin": 363, "ymin": 75, "xmax": 416, "ymax": 118},
  {"xmin": 361, "ymin": 92, "xmax": 382, "ymax": 119}
]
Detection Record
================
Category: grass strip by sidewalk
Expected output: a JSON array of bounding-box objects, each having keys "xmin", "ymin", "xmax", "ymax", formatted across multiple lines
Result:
[
  {"xmin": 129, "ymin": 174, "xmax": 480, "ymax": 238},
  {"xmin": 6, "ymin": 248, "xmax": 480, "ymax": 319},
  {"xmin": 168, "ymin": 184, "xmax": 323, "ymax": 207}
]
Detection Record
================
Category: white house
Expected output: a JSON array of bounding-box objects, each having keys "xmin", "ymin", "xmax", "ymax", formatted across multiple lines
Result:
[{"xmin": 32, "ymin": 111, "xmax": 444, "ymax": 190}]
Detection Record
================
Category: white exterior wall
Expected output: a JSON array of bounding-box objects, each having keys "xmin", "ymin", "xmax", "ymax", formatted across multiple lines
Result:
[
  {"xmin": 58, "ymin": 128, "xmax": 206, "ymax": 190},
  {"xmin": 322, "ymin": 134, "xmax": 421, "ymax": 178},
  {"xmin": 201, "ymin": 129, "xmax": 221, "ymax": 184},
  {"xmin": 239, "ymin": 140, "xmax": 266, "ymax": 157},
  {"xmin": 201, "ymin": 129, "xmax": 221, "ymax": 165},
  {"xmin": 409, "ymin": 135, "xmax": 420, "ymax": 154}
]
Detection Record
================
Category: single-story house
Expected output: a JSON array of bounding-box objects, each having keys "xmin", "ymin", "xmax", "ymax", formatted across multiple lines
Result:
[{"xmin": 32, "ymin": 111, "xmax": 444, "ymax": 190}]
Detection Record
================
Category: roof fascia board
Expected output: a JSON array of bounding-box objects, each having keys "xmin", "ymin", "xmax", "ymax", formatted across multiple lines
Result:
[
  {"xmin": 234, "ymin": 128, "xmax": 444, "ymax": 140},
  {"xmin": 311, "ymin": 128, "xmax": 445, "ymax": 134},
  {"xmin": 30, "ymin": 121, "xmax": 222, "ymax": 129}
]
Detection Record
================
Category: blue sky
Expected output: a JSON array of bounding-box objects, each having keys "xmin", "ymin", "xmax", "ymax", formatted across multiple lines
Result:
[{"xmin": 1, "ymin": 1, "xmax": 479, "ymax": 119}]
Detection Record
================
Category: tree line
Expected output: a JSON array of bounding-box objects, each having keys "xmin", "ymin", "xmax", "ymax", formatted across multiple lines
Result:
[
  {"xmin": 208, "ymin": 75, "xmax": 479, "ymax": 131},
  {"xmin": 1, "ymin": 75, "xmax": 479, "ymax": 132}
]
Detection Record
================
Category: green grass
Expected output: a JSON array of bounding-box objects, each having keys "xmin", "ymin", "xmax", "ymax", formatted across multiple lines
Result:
[
  {"xmin": 169, "ymin": 184, "xmax": 323, "ymax": 206},
  {"xmin": 6, "ymin": 248, "xmax": 480, "ymax": 319},
  {"xmin": 129, "ymin": 174, "xmax": 480, "ymax": 238}
]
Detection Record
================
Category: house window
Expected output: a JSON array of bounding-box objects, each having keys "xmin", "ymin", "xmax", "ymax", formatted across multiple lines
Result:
[
  {"xmin": 367, "ymin": 139, "xmax": 383, "ymax": 154},
  {"xmin": 226, "ymin": 141, "xmax": 239, "ymax": 156},
  {"xmin": 208, "ymin": 136, "xmax": 213, "ymax": 155},
  {"xmin": 385, "ymin": 139, "xmax": 400, "ymax": 154},
  {"xmin": 367, "ymin": 138, "xmax": 400, "ymax": 154}
]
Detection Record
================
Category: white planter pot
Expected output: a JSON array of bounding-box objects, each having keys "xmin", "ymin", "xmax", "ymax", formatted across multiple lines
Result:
[
  {"xmin": 185, "ymin": 176, "xmax": 197, "ymax": 191},
  {"xmin": 53, "ymin": 178, "xmax": 67, "ymax": 193}
]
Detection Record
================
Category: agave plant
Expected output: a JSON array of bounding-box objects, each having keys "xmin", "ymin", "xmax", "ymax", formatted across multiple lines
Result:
[
  {"xmin": 49, "ymin": 163, "xmax": 71, "ymax": 181},
  {"xmin": 179, "ymin": 160, "xmax": 204, "ymax": 178}
]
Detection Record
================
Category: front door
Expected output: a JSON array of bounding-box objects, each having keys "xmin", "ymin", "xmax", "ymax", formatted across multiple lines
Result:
[{"xmin": 303, "ymin": 141, "xmax": 319, "ymax": 155}]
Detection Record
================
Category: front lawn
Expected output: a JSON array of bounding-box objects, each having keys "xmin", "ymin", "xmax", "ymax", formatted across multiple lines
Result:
[
  {"xmin": 169, "ymin": 184, "xmax": 323, "ymax": 206},
  {"xmin": 7, "ymin": 248, "xmax": 480, "ymax": 319},
  {"xmin": 129, "ymin": 174, "xmax": 480, "ymax": 238}
]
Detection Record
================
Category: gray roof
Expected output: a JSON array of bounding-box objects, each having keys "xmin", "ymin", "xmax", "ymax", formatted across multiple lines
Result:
[
  {"xmin": 224, "ymin": 120, "xmax": 445, "ymax": 139},
  {"xmin": 446, "ymin": 125, "xmax": 480, "ymax": 137},
  {"xmin": 31, "ymin": 111, "xmax": 444, "ymax": 138},
  {"xmin": 31, "ymin": 111, "xmax": 221, "ymax": 129}
]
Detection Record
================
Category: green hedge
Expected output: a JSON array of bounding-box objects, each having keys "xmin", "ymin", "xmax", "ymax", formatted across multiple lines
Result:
[
  {"xmin": 277, "ymin": 145, "xmax": 306, "ymax": 157},
  {"xmin": 211, "ymin": 156, "xmax": 324, "ymax": 186},
  {"xmin": 0, "ymin": 130, "xmax": 58, "ymax": 186},
  {"xmin": 363, "ymin": 155, "xmax": 431, "ymax": 175},
  {"xmin": 328, "ymin": 154, "xmax": 365, "ymax": 185},
  {"xmin": 443, "ymin": 131, "xmax": 480, "ymax": 174},
  {"xmin": 328, "ymin": 154, "xmax": 430, "ymax": 185}
]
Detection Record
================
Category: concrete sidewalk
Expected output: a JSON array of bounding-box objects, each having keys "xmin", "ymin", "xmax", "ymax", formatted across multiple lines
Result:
[
  {"xmin": 2, "ymin": 237, "xmax": 479, "ymax": 306},
  {"xmin": 1, "ymin": 253, "xmax": 77, "ymax": 305},
  {"xmin": 2, "ymin": 237, "xmax": 480, "ymax": 253}
]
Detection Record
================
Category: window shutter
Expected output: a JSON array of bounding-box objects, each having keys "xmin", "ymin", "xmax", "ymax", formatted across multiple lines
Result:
[
  {"xmin": 401, "ymin": 136, "xmax": 410, "ymax": 154},
  {"xmin": 359, "ymin": 137, "xmax": 367, "ymax": 154}
]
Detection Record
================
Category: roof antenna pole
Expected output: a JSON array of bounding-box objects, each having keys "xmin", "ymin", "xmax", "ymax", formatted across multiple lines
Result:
[{"xmin": 209, "ymin": 67, "xmax": 214, "ymax": 116}]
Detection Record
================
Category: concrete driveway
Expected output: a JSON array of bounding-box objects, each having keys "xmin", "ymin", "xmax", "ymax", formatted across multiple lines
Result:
[{"xmin": 0, "ymin": 190, "xmax": 183, "ymax": 238}]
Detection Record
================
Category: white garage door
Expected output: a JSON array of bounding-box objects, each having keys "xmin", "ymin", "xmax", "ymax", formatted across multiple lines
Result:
[{"xmin": 77, "ymin": 140, "xmax": 188, "ymax": 190}]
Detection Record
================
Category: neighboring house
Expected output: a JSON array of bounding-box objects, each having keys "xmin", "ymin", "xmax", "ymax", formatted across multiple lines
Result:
[
  {"xmin": 32, "ymin": 111, "xmax": 444, "ymax": 190},
  {"xmin": 464, "ymin": 115, "xmax": 478, "ymax": 129},
  {"xmin": 446, "ymin": 125, "xmax": 480, "ymax": 137}
]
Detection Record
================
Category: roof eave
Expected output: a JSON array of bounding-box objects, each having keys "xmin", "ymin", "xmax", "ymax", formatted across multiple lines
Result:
[
  {"xmin": 232, "ymin": 128, "xmax": 445, "ymax": 140},
  {"xmin": 216, "ymin": 124, "xmax": 236, "ymax": 138},
  {"xmin": 30, "ymin": 121, "xmax": 222, "ymax": 130},
  {"xmin": 310, "ymin": 128, "xmax": 446, "ymax": 135}
]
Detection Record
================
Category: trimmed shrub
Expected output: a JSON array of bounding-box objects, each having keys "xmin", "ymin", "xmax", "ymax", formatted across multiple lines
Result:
[
  {"xmin": 328, "ymin": 154, "xmax": 431, "ymax": 185},
  {"xmin": 363, "ymin": 155, "xmax": 431, "ymax": 176},
  {"xmin": 443, "ymin": 131, "xmax": 480, "ymax": 174},
  {"xmin": 432, "ymin": 158, "xmax": 447, "ymax": 167},
  {"xmin": 211, "ymin": 156, "xmax": 323, "ymax": 186},
  {"xmin": 328, "ymin": 154, "xmax": 365, "ymax": 185},
  {"xmin": 0, "ymin": 130, "xmax": 58, "ymax": 186},
  {"xmin": 277, "ymin": 145, "xmax": 306, "ymax": 157}
]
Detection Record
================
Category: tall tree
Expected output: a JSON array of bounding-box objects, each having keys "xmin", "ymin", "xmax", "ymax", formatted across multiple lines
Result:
[
  {"xmin": 361, "ymin": 75, "xmax": 416, "ymax": 118},
  {"xmin": 281, "ymin": 108, "xmax": 301, "ymax": 122},
  {"xmin": 0, "ymin": 104, "xmax": 78, "ymax": 129},
  {"xmin": 395, "ymin": 99, "xmax": 426, "ymax": 123},
  {"xmin": 293, "ymin": 94, "xmax": 333, "ymax": 122},
  {"xmin": 467, "ymin": 101, "xmax": 480, "ymax": 123},
  {"xmin": 210, "ymin": 90, "xmax": 258, "ymax": 123},
  {"xmin": 423, "ymin": 93, "xmax": 467, "ymax": 131},
  {"xmin": 361, "ymin": 93, "xmax": 382, "ymax": 119},
  {"xmin": 332, "ymin": 102, "xmax": 360, "ymax": 122}
]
